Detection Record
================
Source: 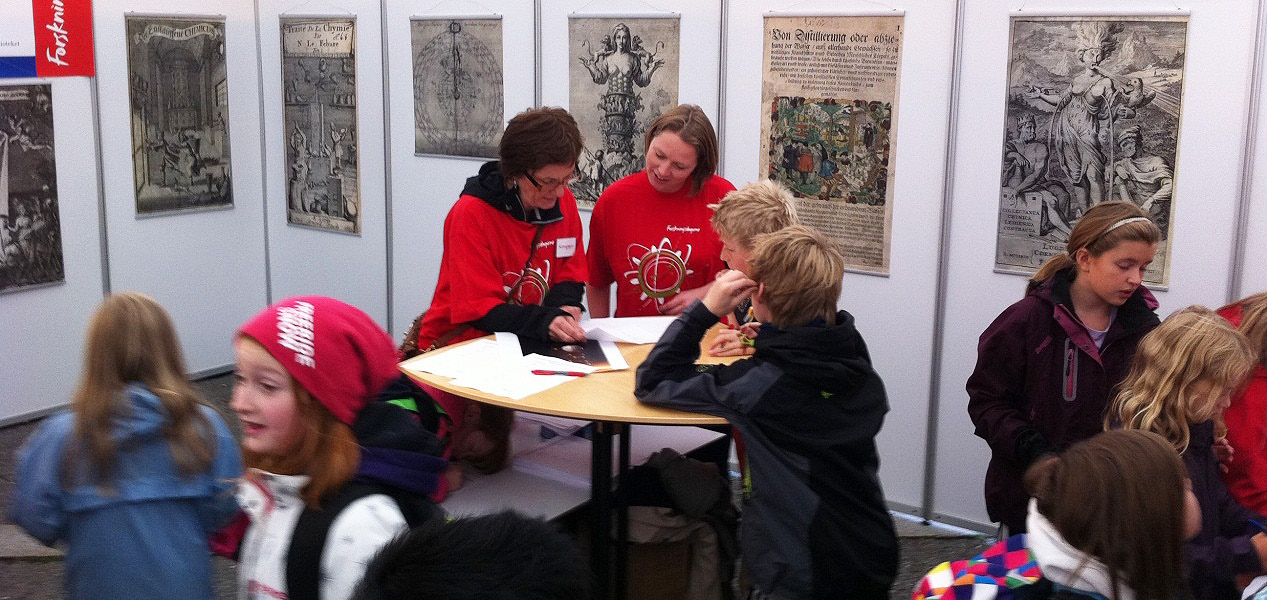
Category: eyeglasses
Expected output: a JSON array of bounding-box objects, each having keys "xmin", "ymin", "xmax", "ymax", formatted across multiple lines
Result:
[{"xmin": 522, "ymin": 170, "xmax": 575, "ymax": 192}]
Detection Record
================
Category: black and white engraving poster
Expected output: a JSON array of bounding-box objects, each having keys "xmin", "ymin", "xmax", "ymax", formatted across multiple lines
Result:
[
  {"xmin": 998, "ymin": 15, "xmax": 1187, "ymax": 285},
  {"xmin": 282, "ymin": 17, "xmax": 361, "ymax": 235},
  {"xmin": 759, "ymin": 15, "xmax": 903, "ymax": 275},
  {"xmin": 126, "ymin": 15, "xmax": 233, "ymax": 215},
  {"xmin": 411, "ymin": 17, "xmax": 503, "ymax": 158},
  {"xmin": 568, "ymin": 16, "xmax": 679, "ymax": 209},
  {"xmin": 0, "ymin": 84, "xmax": 62, "ymax": 294}
]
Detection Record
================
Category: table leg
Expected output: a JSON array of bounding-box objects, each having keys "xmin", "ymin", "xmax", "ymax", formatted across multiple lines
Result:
[
  {"xmin": 615, "ymin": 423, "xmax": 631, "ymax": 600},
  {"xmin": 591, "ymin": 421, "xmax": 614, "ymax": 600}
]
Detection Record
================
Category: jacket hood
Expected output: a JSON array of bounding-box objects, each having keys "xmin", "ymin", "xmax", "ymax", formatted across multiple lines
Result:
[
  {"xmin": 462, "ymin": 160, "xmax": 565, "ymax": 225},
  {"xmin": 351, "ymin": 400, "xmax": 448, "ymax": 495},
  {"xmin": 1030, "ymin": 270, "xmax": 1159, "ymax": 332},
  {"xmin": 113, "ymin": 383, "xmax": 170, "ymax": 444},
  {"xmin": 754, "ymin": 310, "xmax": 877, "ymax": 394}
]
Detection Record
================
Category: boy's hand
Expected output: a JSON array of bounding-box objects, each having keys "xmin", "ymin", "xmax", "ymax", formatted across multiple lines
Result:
[
  {"xmin": 708, "ymin": 328, "xmax": 755, "ymax": 357},
  {"xmin": 702, "ymin": 270, "xmax": 757, "ymax": 319}
]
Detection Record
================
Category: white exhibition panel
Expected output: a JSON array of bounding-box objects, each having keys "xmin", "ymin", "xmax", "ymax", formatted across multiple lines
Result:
[
  {"xmin": 721, "ymin": 0, "xmax": 959, "ymax": 511},
  {"xmin": 0, "ymin": 78, "xmax": 104, "ymax": 420},
  {"xmin": 386, "ymin": 0, "xmax": 537, "ymax": 341},
  {"xmin": 93, "ymin": 0, "xmax": 269, "ymax": 374},
  {"xmin": 932, "ymin": 0, "xmax": 1258, "ymax": 527},
  {"xmin": 259, "ymin": 0, "xmax": 389, "ymax": 328},
  {"xmin": 1241, "ymin": 19, "xmax": 1267, "ymax": 300}
]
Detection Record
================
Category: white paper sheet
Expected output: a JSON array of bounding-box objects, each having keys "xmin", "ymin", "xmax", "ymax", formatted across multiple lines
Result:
[{"xmin": 581, "ymin": 316, "xmax": 677, "ymax": 344}]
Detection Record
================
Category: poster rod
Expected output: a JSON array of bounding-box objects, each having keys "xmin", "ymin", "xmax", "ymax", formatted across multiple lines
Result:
[
  {"xmin": 1009, "ymin": 9, "xmax": 1190, "ymax": 17},
  {"xmin": 762, "ymin": 10, "xmax": 903, "ymax": 17},
  {"xmin": 410, "ymin": 15, "xmax": 502, "ymax": 21},
  {"xmin": 567, "ymin": 12, "xmax": 680, "ymax": 19},
  {"xmin": 89, "ymin": 79, "xmax": 110, "ymax": 295},
  {"xmin": 1228, "ymin": 0, "xmax": 1267, "ymax": 302},
  {"xmin": 921, "ymin": 0, "xmax": 968, "ymax": 523}
]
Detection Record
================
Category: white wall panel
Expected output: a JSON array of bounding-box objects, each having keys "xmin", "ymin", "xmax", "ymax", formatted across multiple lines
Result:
[{"xmin": 94, "ymin": 0, "xmax": 269, "ymax": 374}]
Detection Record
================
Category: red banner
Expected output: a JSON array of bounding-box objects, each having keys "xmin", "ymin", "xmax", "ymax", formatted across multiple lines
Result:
[{"xmin": 32, "ymin": 0, "xmax": 94, "ymax": 77}]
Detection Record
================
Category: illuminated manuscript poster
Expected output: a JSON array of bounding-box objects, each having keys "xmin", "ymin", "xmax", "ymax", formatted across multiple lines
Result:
[
  {"xmin": 760, "ymin": 15, "xmax": 903, "ymax": 275},
  {"xmin": 997, "ymin": 15, "xmax": 1187, "ymax": 285}
]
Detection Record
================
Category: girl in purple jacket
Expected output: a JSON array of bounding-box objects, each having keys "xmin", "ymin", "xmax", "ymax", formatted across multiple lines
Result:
[
  {"xmin": 968, "ymin": 201, "xmax": 1160, "ymax": 533},
  {"xmin": 1110, "ymin": 306, "xmax": 1264, "ymax": 600}
]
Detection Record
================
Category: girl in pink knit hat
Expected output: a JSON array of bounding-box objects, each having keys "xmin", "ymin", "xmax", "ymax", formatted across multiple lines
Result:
[{"xmin": 230, "ymin": 296, "xmax": 445, "ymax": 600}]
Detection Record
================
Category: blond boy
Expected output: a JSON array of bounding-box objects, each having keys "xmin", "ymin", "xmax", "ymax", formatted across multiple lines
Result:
[
  {"xmin": 707, "ymin": 179, "xmax": 798, "ymax": 356},
  {"xmin": 635, "ymin": 226, "xmax": 898, "ymax": 599}
]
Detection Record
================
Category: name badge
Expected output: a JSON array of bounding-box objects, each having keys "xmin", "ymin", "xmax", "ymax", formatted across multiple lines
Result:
[{"xmin": 557, "ymin": 237, "xmax": 576, "ymax": 258}]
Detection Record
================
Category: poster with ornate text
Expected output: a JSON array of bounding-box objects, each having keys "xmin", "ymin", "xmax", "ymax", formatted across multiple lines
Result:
[
  {"xmin": 569, "ymin": 16, "xmax": 679, "ymax": 209},
  {"xmin": 0, "ymin": 84, "xmax": 62, "ymax": 294},
  {"xmin": 760, "ymin": 15, "xmax": 902, "ymax": 275},
  {"xmin": 282, "ymin": 17, "xmax": 360, "ymax": 234},
  {"xmin": 126, "ymin": 15, "xmax": 233, "ymax": 215},
  {"xmin": 411, "ymin": 17, "xmax": 503, "ymax": 158},
  {"xmin": 997, "ymin": 15, "xmax": 1187, "ymax": 286}
]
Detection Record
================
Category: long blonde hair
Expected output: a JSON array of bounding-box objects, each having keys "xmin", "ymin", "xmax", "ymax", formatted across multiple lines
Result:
[
  {"xmin": 1030, "ymin": 201, "xmax": 1160, "ymax": 290},
  {"xmin": 63, "ymin": 292, "xmax": 213, "ymax": 488},
  {"xmin": 1109, "ymin": 306, "xmax": 1254, "ymax": 452}
]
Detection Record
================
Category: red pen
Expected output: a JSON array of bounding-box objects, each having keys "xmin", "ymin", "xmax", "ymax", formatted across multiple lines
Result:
[{"xmin": 532, "ymin": 370, "xmax": 589, "ymax": 377}]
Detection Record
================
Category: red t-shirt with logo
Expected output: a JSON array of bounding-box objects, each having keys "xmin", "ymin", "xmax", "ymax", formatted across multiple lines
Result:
[
  {"xmin": 416, "ymin": 191, "xmax": 587, "ymax": 348},
  {"xmin": 587, "ymin": 172, "xmax": 734, "ymax": 317}
]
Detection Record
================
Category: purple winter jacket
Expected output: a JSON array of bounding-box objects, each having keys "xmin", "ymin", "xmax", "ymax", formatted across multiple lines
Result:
[{"xmin": 966, "ymin": 271, "xmax": 1159, "ymax": 532}]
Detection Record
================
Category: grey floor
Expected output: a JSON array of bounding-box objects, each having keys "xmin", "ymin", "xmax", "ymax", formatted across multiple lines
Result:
[{"xmin": 0, "ymin": 373, "xmax": 991, "ymax": 599}]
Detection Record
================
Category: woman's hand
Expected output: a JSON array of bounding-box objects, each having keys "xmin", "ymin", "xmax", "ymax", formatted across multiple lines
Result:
[
  {"xmin": 548, "ymin": 314, "xmax": 587, "ymax": 343},
  {"xmin": 1215, "ymin": 436, "xmax": 1235, "ymax": 473}
]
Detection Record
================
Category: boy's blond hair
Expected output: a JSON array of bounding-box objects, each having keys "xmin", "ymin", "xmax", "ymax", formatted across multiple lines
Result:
[
  {"xmin": 747, "ymin": 225, "xmax": 843, "ymax": 328},
  {"xmin": 1108, "ymin": 306, "xmax": 1255, "ymax": 453},
  {"xmin": 709, "ymin": 179, "xmax": 799, "ymax": 248}
]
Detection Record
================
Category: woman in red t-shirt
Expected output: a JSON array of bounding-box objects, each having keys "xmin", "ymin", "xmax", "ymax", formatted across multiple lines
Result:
[{"xmin": 586, "ymin": 105, "xmax": 735, "ymax": 317}]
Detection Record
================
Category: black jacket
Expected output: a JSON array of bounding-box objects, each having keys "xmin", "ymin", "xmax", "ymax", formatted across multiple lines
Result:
[{"xmin": 635, "ymin": 301, "xmax": 898, "ymax": 599}]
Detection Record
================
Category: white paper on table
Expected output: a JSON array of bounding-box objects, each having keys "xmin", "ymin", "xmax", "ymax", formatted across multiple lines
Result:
[{"xmin": 581, "ymin": 316, "xmax": 677, "ymax": 344}]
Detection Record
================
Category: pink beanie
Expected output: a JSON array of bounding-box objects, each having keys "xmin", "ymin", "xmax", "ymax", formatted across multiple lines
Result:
[{"xmin": 238, "ymin": 296, "xmax": 399, "ymax": 425}]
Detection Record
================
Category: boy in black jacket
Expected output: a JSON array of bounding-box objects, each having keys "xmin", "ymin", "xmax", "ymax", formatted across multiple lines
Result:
[{"xmin": 635, "ymin": 225, "xmax": 898, "ymax": 600}]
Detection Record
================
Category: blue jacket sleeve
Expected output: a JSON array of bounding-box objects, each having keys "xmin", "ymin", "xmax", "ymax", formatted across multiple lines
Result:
[
  {"xmin": 12, "ymin": 415, "xmax": 71, "ymax": 546},
  {"xmin": 197, "ymin": 407, "xmax": 244, "ymax": 535},
  {"xmin": 634, "ymin": 301, "xmax": 779, "ymax": 417}
]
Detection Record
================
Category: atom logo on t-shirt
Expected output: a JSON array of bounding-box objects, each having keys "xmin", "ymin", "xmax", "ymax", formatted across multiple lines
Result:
[
  {"xmin": 503, "ymin": 260, "xmax": 552, "ymax": 305},
  {"xmin": 623, "ymin": 237, "xmax": 694, "ymax": 305}
]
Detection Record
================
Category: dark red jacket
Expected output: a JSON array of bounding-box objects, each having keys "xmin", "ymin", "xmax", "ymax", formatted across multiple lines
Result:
[
  {"xmin": 1219, "ymin": 303, "xmax": 1267, "ymax": 516},
  {"xmin": 967, "ymin": 271, "xmax": 1159, "ymax": 532}
]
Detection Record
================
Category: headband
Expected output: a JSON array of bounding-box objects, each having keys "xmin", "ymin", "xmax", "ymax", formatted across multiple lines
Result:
[
  {"xmin": 1067, "ymin": 216, "xmax": 1153, "ymax": 259},
  {"xmin": 1103, "ymin": 216, "xmax": 1151, "ymax": 234}
]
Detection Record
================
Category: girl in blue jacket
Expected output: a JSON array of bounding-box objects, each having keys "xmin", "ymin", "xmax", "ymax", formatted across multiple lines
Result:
[{"xmin": 13, "ymin": 292, "xmax": 243, "ymax": 600}]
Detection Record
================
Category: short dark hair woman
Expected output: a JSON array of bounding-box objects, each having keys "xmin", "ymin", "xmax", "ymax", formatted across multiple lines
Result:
[{"xmin": 403, "ymin": 108, "xmax": 589, "ymax": 489}]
